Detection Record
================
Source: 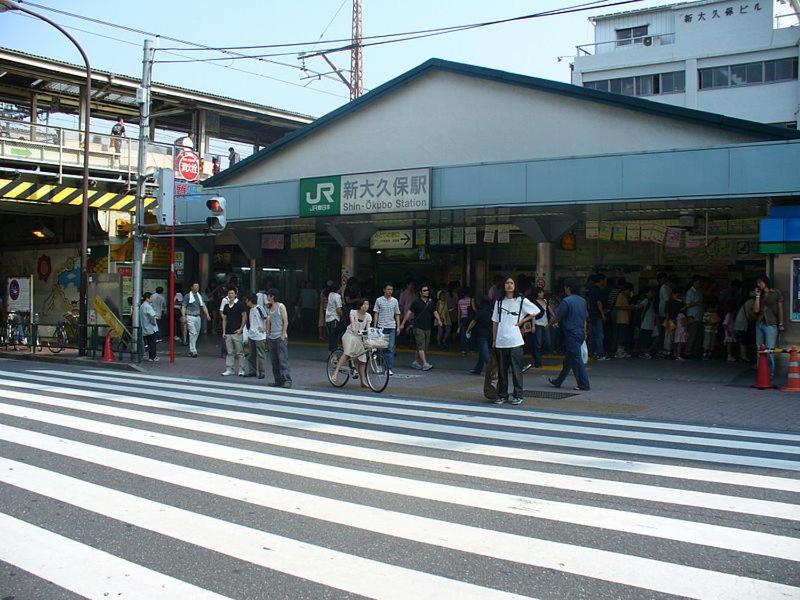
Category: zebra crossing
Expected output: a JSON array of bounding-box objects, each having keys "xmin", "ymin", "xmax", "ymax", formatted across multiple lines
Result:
[{"xmin": 0, "ymin": 365, "xmax": 798, "ymax": 599}]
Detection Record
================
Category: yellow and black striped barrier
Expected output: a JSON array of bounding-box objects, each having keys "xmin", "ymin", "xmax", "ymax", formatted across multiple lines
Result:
[{"xmin": 0, "ymin": 177, "xmax": 155, "ymax": 212}]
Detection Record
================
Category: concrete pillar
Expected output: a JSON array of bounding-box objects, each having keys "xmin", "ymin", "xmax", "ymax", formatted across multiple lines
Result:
[
  {"xmin": 198, "ymin": 252, "xmax": 211, "ymax": 292},
  {"xmin": 536, "ymin": 242, "xmax": 553, "ymax": 291},
  {"xmin": 30, "ymin": 93, "xmax": 38, "ymax": 140},
  {"xmin": 341, "ymin": 246, "xmax": 356, "ymax": 292},
  {"xmin": 250, "ymin": 257, "xmax": 257, "ymax": 292},
  {"xmin": 685, "ymin": 58, "xmax": 699, "ymax": 110},
  {"xmin": 197, "ymin": 109, "xmax": 208, "ymax": 155}
]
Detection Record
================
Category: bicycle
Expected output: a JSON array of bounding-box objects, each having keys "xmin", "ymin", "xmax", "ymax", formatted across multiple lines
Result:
[
  {"xmin": 47, "ymin": 310, "xmax": 79, "ymax": 353},
  {"xmin": 326, "ymin": 329, "xmax": 390, "ymax": 393}
]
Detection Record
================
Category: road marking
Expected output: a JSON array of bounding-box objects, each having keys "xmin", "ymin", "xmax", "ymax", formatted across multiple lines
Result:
[
  {"xmin": 87, "ymin": 369, "xmax": 800, "ymax": 443},
  {"xmin": 0, "ymin": 513, "xmax": 232, "ymax": 600},
  {"xmin": 1, "ymin": 457, "xmax": 797, "ymax": 600},
  {"xmin": 2, "ymin": 375, "xmax": 799, "ymax": 493},
  {"xmin": 0, "ymin": 393, "xmax": 797, "ymax": 520},
  {"xmin": 4, "ymin": 421, "xmax": 798, "ymax": 560},
  {"xmin": 4, "ymin": 372, "xmax": 800, "ymax": 471}
]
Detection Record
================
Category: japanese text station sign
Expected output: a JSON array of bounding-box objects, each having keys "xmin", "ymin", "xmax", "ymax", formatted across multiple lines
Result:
[
  {"xmin": 370, "ymin": 230, "xmax": 413, "ymax": 250},
  {"xmin": 299, "ymin": 168, "xmax": 430, "ymax": 217}
]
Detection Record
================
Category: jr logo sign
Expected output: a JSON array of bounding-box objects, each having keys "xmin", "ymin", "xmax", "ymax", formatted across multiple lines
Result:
[{"xmin": 299, "ymin": 176, "xmax": 341, "ymax": 217}]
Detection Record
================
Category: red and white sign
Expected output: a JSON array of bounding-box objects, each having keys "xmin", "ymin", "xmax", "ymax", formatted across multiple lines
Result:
[{"xmin": 174, "ymin": 150, "xmax": 201, "ymax": 182}]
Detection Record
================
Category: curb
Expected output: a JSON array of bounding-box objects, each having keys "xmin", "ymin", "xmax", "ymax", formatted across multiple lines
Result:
[{"xmin": 0, "ymin": 351, "xmax": 144, "ymax": 372}]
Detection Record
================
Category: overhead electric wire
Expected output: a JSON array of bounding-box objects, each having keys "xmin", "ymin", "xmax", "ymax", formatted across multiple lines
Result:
[
  {"xmin": 308, "ymin": 0, "xmax": 350, "ymax": 53},
  {"xmin": 150, "ymin": 0, "xmax": 645, "ymax": 64}
]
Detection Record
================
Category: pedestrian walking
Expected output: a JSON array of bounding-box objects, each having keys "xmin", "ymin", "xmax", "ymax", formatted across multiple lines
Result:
[
  {"xmin": 325, "ymin": 282, "xmax": 343, "ymax": 351},
  {"xmin": 244, "ymin": 293, "xmax": 268, "ymax": 379},
  {"xmin": 466, "ymin": 296, "xmax": 493, "ymax": 374},
  {"xmin": 181, "ymin": 282, "xmax": 210, "ymax": 358},
  {"xmin": 110, "ymin": 117, "xmax": 125, "ymax": 164},
  {"xmin": 173, "ymin": 288, "xmax": 187, "ymax": 345},
  {"xmin": 332, "ymin": 299, "xmax": 373, "ymax": 387},
  {"xmin": 220, "ymin": 288, "xmax": 248, "ymax": 376},
  {"xmin": 374, "ymin": 283, "xmax": 400, "ymax": 376},
  {"xmin": 548, "ymin": 277, "xmax": 591, "ymax": 391},
  {"xmin": 684, "ymin": 276, "xmax": 706, "ymax": 358},
  {"xmin": 150, "ymin": 286, "xmax": 166, "ymax": 342},
  {"xmin": 491, "ymin": 277, "xmax": 540, "ymax": 405},
  {"xmin": 529, "ymin": 287, "xmax": 550, "ymax": 368},
  {"xmin": 587, "ymin": 274, "xmax": 609, "ymax": 361},
  {"xmin": 399, "ymin": 284, "xmax": 441, "ymax": 371},
  {"xmin": 436, "ymin": 290, "xmax": 452, "ymax": 349},
  {"xmin": 457, "ymin": 288, "xmax": 474, "ymax": 355},
  {"xmin": 266, "ymin": 288, "xmax": 292, "ymax": 388},
  {"xmin": 753, "ymin": 274, "xmax": 785, "ymax": 377},
  {"xmin": 139, "ymin": 292, "xmax": 159, "ymax": 362}
]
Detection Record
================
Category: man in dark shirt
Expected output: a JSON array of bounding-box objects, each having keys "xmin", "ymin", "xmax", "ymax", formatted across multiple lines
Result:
[
  {"xmin": 586, "ymin": 274, "xmax": 608, "ymax": 361},
  {"xmin": 549, "ymin": 278, "xmax": 591, "ymax": 391},
  {"xmin": 399, "ymin": 284, "xmax": 441, "ymax": 371},
  {"xmin": 220, "ymin": 288, "xmax": 248, "ymax": 376},
  {"xmin": 467, "ymin": 296, "xmax": 494, "ymax": 374}
]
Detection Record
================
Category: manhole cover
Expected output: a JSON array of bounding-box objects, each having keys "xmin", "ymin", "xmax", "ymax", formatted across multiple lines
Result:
[{"xmin": 523, "ymin": 390, "xmax": 579, "ymax": 400}]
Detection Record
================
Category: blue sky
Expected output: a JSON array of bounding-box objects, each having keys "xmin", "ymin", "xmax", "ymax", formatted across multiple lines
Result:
[{"xmin": 1, "ymin": 0, "xmax": 671, "ymax": 119}]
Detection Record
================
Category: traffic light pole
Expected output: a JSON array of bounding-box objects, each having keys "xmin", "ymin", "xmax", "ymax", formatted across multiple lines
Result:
[{"xmin": 131, "ymin": 38, "xmax": 154, "ymax": 345}]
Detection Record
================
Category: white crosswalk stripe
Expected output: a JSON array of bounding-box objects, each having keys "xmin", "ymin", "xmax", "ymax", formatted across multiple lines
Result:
[{"xmin": 0, "ymin": 366, "xmax": 798, "ymax": 600}]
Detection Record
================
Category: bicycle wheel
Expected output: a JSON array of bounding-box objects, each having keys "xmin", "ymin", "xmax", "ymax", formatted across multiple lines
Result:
[
  {"xmin": 327, "ymin": 349, "xmax": 349, "ymax": 387},
  {"xmin": 365, "ymin": 350, "xmax": 389, "ymax": 393},
  {"xmin": 48, "ymin": 328, "xmax": 66, "ymax": 353}
]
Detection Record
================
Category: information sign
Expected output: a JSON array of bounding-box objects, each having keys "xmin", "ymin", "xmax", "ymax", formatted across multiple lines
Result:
[{"xmin": 370, "ymin": 230, "xmax": 413, "ymax": 249}]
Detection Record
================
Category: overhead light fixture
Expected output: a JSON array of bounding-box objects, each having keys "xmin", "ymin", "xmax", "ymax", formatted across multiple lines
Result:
[
  {"xmin": 32, "ymin": 226, "xmax": 54, "ymax": 239},
  {"xmin": 31, "ymin": 78, "xmax": 43, "ymax": 87},
  {"xmin": 240, "ymin": 267, "xmax": 251, "ymax": 271}
]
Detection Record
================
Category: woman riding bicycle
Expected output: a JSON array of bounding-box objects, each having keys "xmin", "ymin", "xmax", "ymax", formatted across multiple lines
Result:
[{"xmin": 331, "ymin": 299, "xmax": 371, "ymax": 387}]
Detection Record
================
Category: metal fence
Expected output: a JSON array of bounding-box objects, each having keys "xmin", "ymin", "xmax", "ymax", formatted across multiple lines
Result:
[{"xmin": 0, "ymin": 117, "xmax": 216, "ymax": 186}]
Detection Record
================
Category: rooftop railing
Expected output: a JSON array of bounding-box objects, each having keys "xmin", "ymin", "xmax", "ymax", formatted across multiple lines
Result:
[{"xmin": 576, "ymin": 33, "xmax": 676, "ymax": 56}]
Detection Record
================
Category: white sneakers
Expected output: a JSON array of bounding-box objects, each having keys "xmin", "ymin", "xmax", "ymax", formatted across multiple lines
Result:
[
  {"xmin": 221, "ymin": 369, "xmax": 235, "ymax": 376},
  {"xmin": 238, "ymin": 369, "xmax": 246, "ymax": 376}
]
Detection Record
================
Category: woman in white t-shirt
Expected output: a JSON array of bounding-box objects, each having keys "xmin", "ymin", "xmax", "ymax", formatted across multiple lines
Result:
[
  {"xmin": 491, "ymin": 277, "xmax": 541, "ymax": 406},
  {"xmin": 332, "ymin": 299, "xmax": 372, "ymax": 387}
]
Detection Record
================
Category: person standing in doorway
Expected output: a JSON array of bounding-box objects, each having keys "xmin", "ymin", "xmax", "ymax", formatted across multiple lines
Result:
[
  {"xmin": 220, "ymin": 288, "xmax": 248, "ymax": 376},
  {"xmin": 548, "ymin": 278, "xmax": 591, "ymax": 391},
  {"xmin": 266, "ymin": 288, "xmax": 292, "ymax": 388},
  {"xmin": 245, "ymin": 293, "xmax": 268, "ymax": 379},
  {"xmin": 684, "ymin": 276, "xmax": 706, "ymax": 358},
  {"xmin": 374, "ymin": 283, "xmax": 400, "ymax": 376},
  {"xmin": 150, "ymin": 286, "xmax": 166, "ymax": 343},
  {"xmin": 139, "ymin": 292, "xmax": 159, "ymax": 362},
  {"xmin": 491, "ymin": 277, "xmax": 540, "ymax": 405},
  {"xmin": 181, "ymin": 282, "xmax": 210, "ymax": 358},
  {"xmin": 399, "ymin": 284, "xmax": 441, "ymax": 371},
  {"xmin": 753, "ymin": 274, "xmax": 784, "ymax": 377}
]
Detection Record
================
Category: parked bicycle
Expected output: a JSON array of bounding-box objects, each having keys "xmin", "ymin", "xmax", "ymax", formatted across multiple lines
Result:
[
  {"xmin": 326, "ymin": 329, "xmax": 390, "ymax": 393},
  {"xmin": 46, "ymin": 309, "xmax": 79, "ymax": 353}
]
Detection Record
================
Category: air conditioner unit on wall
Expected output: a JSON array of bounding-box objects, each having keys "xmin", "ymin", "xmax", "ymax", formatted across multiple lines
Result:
[{"xmin": 643, "ymin": 36, "xmax": 661, "ymax": 46}]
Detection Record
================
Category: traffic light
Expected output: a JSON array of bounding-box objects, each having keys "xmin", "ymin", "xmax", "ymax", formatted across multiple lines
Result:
[
  {"xmin": 206, "ymin": 196, "xmax": 226, "ymax": 231},
  {"xmin": 155, "ymin": 168, "xmax": 175, "ymax": 226}
]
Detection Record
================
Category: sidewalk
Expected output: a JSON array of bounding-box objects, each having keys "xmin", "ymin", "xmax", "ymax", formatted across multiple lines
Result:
[{"xmin": 130, "ymin": 333, "xmax": 800, "ymax": 433}]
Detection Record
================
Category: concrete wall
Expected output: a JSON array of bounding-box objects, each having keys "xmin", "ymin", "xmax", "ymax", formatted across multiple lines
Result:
[{"xmin": 222, "ymin": 70, "xmax": 767, "ymax": 187}]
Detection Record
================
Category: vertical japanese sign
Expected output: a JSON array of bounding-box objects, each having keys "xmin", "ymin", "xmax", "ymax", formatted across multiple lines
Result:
[
  {"xmin": 464, "ymin": 227, "xmax": 477, "ymax": 245},
  {"xmin": 299, "ymin": 168, "xmax": 430, "ymax": 217},
  {"xmin": 497, "ymin": 225, "xmax": 510, "ymax": 244}
]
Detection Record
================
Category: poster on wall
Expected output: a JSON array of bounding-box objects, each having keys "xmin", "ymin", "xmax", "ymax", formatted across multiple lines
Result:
[
  {"xmin": 452, "ymin": 227, "xmax": 464, "ymax": 245},
  {"xmin": 483, "ymin": 226, "xmax": 496, "ymax": 243},
  {"xmin": 497, "ymin": 225, "xmax": 510, "ymax": 244},
  {"xmin": 291, "ymin": 232, "xmax": 316, "ymax": 249},
  {"xmin": 429, "ymin": 228, "xmax": 440, "ymax": 246},
  {"xmin": 464, "ymin": 226, "xmax": 477, "ymax": 245},
  {"xmin": 585, "ymin": 221, "xmax": 599, "ymax": 240},
  {"xmin": 440, "ymin": 227, "xmax": 452, "ymax": 246},
  {"xmin": 598, "ymin": 223, "xmax": 612, "ymax": 241},
  {"xmin": 115, "ymin": 264, "xmax": 133, "ymax": 314},
  {"xmin": 664, "ymin": 227, "xmax": 683, "ymax": 249},
  {"xmin": 5, "ymin": 276, "xmax": 32, "ymax": 312},
  {"xmin": 611, "ymin": 224, "xmax": 626, "ymax": 241},
  {"xmin": 626, "ymin": 225, "xmax": 641, "ymax": 242},
  {"xmin": 651, "ymin": 225, "xmax": 667, "ymax": 245},
  {"xmin": 792, "ymin": 258, "xmax": 800, "ymax": 322},
  {"xmin": 415, "ymin": 228, "xmax": 427, "ymax": 246}
]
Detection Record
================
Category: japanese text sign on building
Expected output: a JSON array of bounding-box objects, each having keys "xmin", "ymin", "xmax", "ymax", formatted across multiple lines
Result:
[
  {"xmin": 299, "ymin": 168, "xmax": 430, "ymax": 217},
  {"xmin": 682, "ymin": 2, "xmax": 762, "ymax": 23},
  {"xmin": 370, "ymin": 230, "xmax": 413, "ymax": 249}
]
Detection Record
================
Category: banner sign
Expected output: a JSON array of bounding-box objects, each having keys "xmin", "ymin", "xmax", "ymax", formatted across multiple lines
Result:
[
  {"xmin": 464, "ymin": 226, "xmax": 477, "ymax": 245},
  {"xmin": 299, "ymin": 168, "xmax": 430, "ymax": 217},
  {"xmin": 370, "ymin": 230, "xmax": 413, "ymax": 249},
  {"xmin": 291, "ymin": 232, "xmax": 316, "ymax": 249}
]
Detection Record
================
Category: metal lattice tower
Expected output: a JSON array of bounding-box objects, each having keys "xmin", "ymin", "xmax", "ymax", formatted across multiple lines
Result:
[{"xmin": 350, "ymin": 0, "xmax": 363, "ymax": 100}]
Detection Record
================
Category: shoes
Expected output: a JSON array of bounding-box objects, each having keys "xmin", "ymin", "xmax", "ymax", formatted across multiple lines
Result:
[
  {"xmin": 146, "ymin": 358, "xmax": 156, "ymax": 362},
  {"xmin": 468, "ymin": 369, "xmax": 481, "ymax": 375},
  {"xmin": 242, "ymin": 373, "xmax": 255, "ymax": 377},
  {"xmin": 174, "ymin": 336, "xmax": 181, "ymax": 341},
  {"xmin": 388, "ymin": 370, "xmax": 394, "ymax": 376},
  {"xmin": 421, "ymin": 363, "xmax": 433, "ymax": 371},
  {"xmin": 614, "ymin": 350, "xmax": 630, "ymax": 359},
  {"xmin": 640, "ymin": 353, "xmax": 652, "ymax": 360},
  {"xmin": 190, "ymin": 352, "xmax": 198, "ymax": 358},
  {"xmin": 283, "ymin": 382, "xmax": 293, "ymax": 389},
  {"xmin": 509, "ymin": 397, "xmax": 523, "ymax": 405},
  {"xmin": 492, "ymin": 396, "xmax": 507, "ymax": 405},
  {"xmin": 411, "ymin": 361, "xmax": 422, "ymax": 370},
  {"xmin": 574, "ymin": 386, "xmax": 591, "ymax": 391},
  {"xmin": 727, "ymin": 356, "xmax": 737, "ymax": 362},
  {"xmin": 522, "ymin": 363, "xmax": 532, "ymax": 373},
  {"xmin": 238, "ymin": 369, "xmax": 246, "ymax": 376},
  {"xmin": 595, "ymin": 355, "xmax": 610, "ymax": 361},
  {"xmin": 676, "ymin": 357, "xmax": 685, "ymax": 362},
  {"xmin": 221, "ymin": 369, "xmax": 235, "ymax": 376},
  {"xmin": 153, "ymin": 356, "xmax": 159, "ymax": 362},
  {"xmin": 257, "ymin": 375, "xmax": 265, "ymax": 379},
  {"xmin": 547, "ymin": 377, "xmax": 561, "ymax": 388}
]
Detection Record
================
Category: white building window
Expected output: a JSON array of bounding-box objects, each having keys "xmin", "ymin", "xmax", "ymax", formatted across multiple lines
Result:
[
  {"xmin": 615, "ymin": 25, "xmax": 649, "ymax": 46},
  {"xmin": 583, "ymin": 71, "xmax": 685, "ymax": 97},
  {"xmin": 699, "ymin": 58, "xmax": 798, "ymax": 89}
]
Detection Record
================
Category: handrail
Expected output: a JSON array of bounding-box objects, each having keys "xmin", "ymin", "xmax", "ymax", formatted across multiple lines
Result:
[{"xmin": 576, "ymin": 32, "xmax": 676, "ymax": 56}]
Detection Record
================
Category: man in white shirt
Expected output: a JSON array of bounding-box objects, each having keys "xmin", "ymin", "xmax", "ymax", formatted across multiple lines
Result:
[
  {"xmin": 491, "ymin": 278, "xmax": 541, "ymax": 405},
  {"xmin": 150, "ymin": 286, "xmax": 166, "ymax": 342},
  {"xmin": 374, "ymin": 283, "xmax": 401, "ymax": 375},
  {"xmin": 245, "ymin": 293, "xmax": 268, "ymax": 379},
  {"xmin": 180, "ymin": 282, "xmax": 210, "ymax": 358},
  {"xmin": 325, "ymin": 283, "xmax": 343, "ymax": 351}
]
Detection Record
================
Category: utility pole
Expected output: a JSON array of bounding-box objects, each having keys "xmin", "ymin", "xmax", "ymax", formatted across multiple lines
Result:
[
  {"xmin": 350, "ymin": 0, "xmax": 363, "ymax": 100},
  {"xmin": 131, "ymin": 38, "xmax": 154, "ymax": 347}
]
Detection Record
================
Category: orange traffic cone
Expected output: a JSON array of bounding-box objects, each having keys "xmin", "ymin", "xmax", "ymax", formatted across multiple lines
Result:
[
  {"xmin": 102, "ymin": 334, "xmax": 116, "ymax": 363},
  {"xmin": 782, "ymin": 346, "xmax": 800, "ymax": 392},
  {"xmin": 752, "ymin": 344, "xmax": 776, "ymax": 390}
]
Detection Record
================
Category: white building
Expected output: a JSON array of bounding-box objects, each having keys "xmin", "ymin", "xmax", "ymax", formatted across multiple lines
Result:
[{"xmin": 572, "ymin": 0, "xmax": 800, "ymax": 127}]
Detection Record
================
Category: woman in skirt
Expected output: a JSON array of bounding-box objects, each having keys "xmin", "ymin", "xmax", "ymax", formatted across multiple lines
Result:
[{"xmin": 332, "ymin": 299, "xmax": 372, "ymax": 387}]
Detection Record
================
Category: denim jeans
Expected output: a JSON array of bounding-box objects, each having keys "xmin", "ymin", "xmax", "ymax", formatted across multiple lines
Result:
[
  {"xmin": 472, "ymin": 336, "xmax": 491, "ymax": 373},
  {"xmin": 459, "ymin": 317, "xmax": 471, "ymax": 352},
  {"xmin": 756, "ymin": 322, "xmax": 778, "ymax": 376},
  {"xmin": 553, "ymin": 333, "xmax": 591, "ymax": 390},
  {"xmin": 382, "ymin": 327, "xmax": 397, "ymax": 371},
  {"xmin": 590, "ymin": 317, "xmax": 604, "ymax": 358}
]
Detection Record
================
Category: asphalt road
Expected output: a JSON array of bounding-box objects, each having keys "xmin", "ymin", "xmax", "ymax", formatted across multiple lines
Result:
[{"xmin": 0, "ymin": 358, "xmax": 798, "ymax": 600}]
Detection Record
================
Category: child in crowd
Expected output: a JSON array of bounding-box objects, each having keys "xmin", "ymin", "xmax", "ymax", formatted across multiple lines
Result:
[
  {"xmin": 674, "ymin": 309, "xmax": 688, "ymax": 361},
  {"xmin": 702, "ymin": 302, "xmax": 721, "ymax": 360}
]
